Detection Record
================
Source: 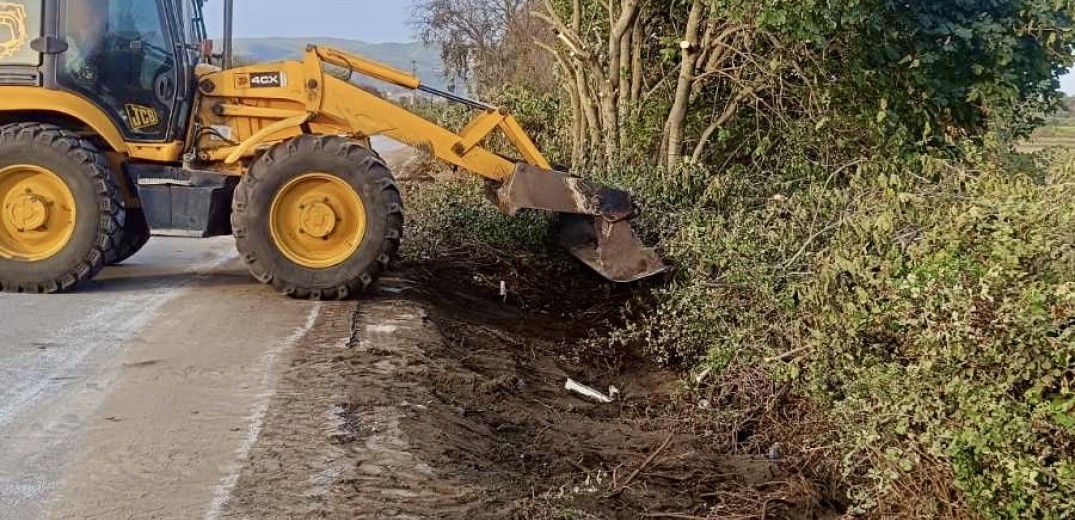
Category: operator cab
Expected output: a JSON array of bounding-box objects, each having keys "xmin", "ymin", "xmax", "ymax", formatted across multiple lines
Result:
[{"xmin": 0, "ymin": 0, "xmax": 206, "ymax": 143}]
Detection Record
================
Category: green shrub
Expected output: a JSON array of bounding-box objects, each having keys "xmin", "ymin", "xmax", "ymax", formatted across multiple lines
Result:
[
  {"xmin": 400, "ymin": 178, "xmax": 553, "ymax": 263},
  {"xmin": 800, "ymin": 152, "xmax": 1075, "ymax": 518},
  {"xmin": 405, "ymin": 77, "xmax": 1075, "ymax": 519},
  {"xmin": 607, "ymin": 146, "xmax": 1075, "ymax": 518}
]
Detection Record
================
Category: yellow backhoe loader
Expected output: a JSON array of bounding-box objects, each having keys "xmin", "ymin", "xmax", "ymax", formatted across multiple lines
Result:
[{"xmin": 0, "ymin": 0, "xmax": 664, "ymax": 299}]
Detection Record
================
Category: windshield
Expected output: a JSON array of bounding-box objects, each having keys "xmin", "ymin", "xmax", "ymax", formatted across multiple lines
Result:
[
  {"xmin": 190, "ymin": 0, "xmax": 207, "ymax": 42},
  {"xmin": 180, "ymin": 0, "xmax": 207, "ymax": 45}
]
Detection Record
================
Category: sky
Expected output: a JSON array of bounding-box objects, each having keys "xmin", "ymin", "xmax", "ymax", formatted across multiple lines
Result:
[{"xmin": 203, "ymin": 0, "xmax": 416, "ymax": 42}]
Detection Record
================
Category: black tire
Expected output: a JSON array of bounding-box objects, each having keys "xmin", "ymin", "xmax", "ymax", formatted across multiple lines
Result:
[
  {"xmin": 232, "ymin": 135, "xmax": 404, "ymax": 300},
  {"xmin": 107, "ymin": 207, "xmax": 151, "ymax": 265},
  {"xmin": 0, "ymin": 122, "xmax": 124, "ymax": 293}
]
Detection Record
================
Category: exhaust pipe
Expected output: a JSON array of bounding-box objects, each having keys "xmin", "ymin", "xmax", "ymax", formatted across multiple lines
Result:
[{"xmin": 222, "ymin": 0, "xmax": 234, "ymax": 69}]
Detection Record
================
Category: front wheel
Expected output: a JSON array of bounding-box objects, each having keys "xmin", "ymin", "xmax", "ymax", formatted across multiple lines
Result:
[{"xmin": 232, "ymin": 135, "xmax": 404, "ymax": 300}]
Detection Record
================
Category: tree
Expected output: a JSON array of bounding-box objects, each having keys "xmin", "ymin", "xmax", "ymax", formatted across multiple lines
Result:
[
  {"xmin": 418, "ymin": 0, "xmax": 1075, "ymax": 169},
  {"xmin": 537, "ymin": 0, "xmax": 810, "ymax": 167},
  {"xmin": 840, "ymin": 0, "xmax": 1075, "ymax": 140},
  {"xmin": 412, "ymin": 0, "xmax": 555, "ymax": 95}
]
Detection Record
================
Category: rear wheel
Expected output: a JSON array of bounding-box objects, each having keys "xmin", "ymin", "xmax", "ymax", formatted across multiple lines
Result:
[
  {"xmin": 232, "ymin": 135, "xmax": 403, "ymax": 300},
  {"xmin": 0, "ymin": 123, "xmax": 123, "ymax": 293}
]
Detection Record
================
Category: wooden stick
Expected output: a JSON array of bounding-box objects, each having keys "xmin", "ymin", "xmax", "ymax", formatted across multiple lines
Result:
[
  {"xmin": 606, "ymin": 434, "xmax": 675, "ymax": 497},
  {"xmin": 764, "ymin": 345, "xmax": 811, "ymax": 363}
]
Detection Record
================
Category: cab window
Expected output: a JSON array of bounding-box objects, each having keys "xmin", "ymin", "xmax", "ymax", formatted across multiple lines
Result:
[{"xmin": 60, "ymin": 0, "xmax": 178, "ymax": 141}]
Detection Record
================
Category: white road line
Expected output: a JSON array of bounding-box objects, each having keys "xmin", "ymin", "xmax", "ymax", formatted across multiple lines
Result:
[{"xmin": 204, "ymin": 302, "xmax": 323, "ymax": 520}]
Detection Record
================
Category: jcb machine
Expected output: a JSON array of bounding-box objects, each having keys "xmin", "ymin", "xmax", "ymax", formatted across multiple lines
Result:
[{"xmin": 0, "ymin": 0, "xmax": 663, "ymax": 299}]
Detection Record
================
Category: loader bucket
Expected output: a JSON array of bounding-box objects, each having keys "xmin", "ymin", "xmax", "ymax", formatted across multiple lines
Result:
[{"xmin": 494, "ymin": 164, "xmax": 667, "ymax": 283}]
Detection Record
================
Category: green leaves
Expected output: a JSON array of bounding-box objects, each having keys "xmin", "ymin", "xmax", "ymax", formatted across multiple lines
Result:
[
  {"xmin": 810, "ymin": 0, "xmax": 1075, "ymax": 142},
  {"xmin": 802, "ymin": 151, "xmax": 1075, "ymax": 519},
  {"xmin": 609, "ymin": 145, "xmax": 1075, "ymax": 518}
]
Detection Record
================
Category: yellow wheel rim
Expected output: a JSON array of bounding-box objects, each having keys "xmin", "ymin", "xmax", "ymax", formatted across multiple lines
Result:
[
  {"xmin": 269, "ymin": 173, "xmax": 367, "ymax": 269},
  {"xmin": 0, "ymin": 165, "xmax": 77, "ymax": 262}
]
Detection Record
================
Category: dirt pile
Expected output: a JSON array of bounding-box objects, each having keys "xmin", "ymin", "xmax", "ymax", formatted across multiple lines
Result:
[{"xmin": 222, "ymin": 266, "xmax": 841, "ymax": 519}]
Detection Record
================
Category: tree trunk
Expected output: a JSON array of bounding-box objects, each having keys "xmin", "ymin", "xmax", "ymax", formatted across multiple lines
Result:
[
  {"xmin": 630, "ymin": 20, "xmax": 644, "ymax": 107},
  {"xmin": 664, "ymin": 0, "xmax": 705, "ymax": 169},
  {"xmin": 618, "ymin": 22, "xmax": 634, "ymax": 146}
]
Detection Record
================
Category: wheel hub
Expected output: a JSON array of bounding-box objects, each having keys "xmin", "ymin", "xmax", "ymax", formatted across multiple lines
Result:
[
  {"xmin": 7, "ymin": 192, "xmax": 50, "ymax": 232},
  {"xmin": 269, "ymin": 173, "xmax": 367, "ymax": 269},
  {"xmin": 0, "ymin": 165, "xmax": 77, "ymax": 262},
  {"xmin": 299, "ymin": 200, "xmax": 338, "ymax": 239}
]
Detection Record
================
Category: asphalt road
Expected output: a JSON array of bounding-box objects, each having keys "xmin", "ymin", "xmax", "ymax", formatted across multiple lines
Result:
[
  {"xmin": 0, "ymin": 237, "xmax": 332, "ymax": 519},
  {"xmin": 0, "ymin": 137, "xmax": 407, "ymax": 520}
]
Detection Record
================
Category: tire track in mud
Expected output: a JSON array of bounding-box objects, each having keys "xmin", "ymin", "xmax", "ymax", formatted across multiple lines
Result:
[
  {"xmin": 222, "ymin": 270, "xmax": 840, "ymax": 519},
  {"xmin": 220, "ymin": 287, "xmax": 478, "ymax": 518}
]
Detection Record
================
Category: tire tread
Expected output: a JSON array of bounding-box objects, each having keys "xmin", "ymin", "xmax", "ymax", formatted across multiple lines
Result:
[
  {"xmin": 0, "ymin": 122, "xmax": 124, "ymax": 294},
  {"xmin": 232, "ymin": 136, "xmax": 403, "ymax": 300}
]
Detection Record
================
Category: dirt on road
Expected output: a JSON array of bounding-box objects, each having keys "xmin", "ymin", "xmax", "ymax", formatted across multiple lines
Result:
[{"xmin": 219, "ymin": 261, "xmax": 840, "ymax": 520}]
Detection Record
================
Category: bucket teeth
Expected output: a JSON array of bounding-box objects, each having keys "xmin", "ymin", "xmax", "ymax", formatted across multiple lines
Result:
[
  {"xmin": 496, "ymin": 163, "xmax": 667, "ymax": 283},
  {"xmin": 557, "ymin": 214, "xmax": 667, "ymax": 283}
]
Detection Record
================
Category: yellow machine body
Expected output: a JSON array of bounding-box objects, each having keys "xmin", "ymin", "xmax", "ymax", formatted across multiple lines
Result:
[
  {"xmin": 188, "ymin": 47, "xmax": 550, "ymax": 180},
  {"xmin": 0, "ymin": 46, "xmax": 547, "ymax": 178},
  {"xmin": 0, "ymin": 87, "xmax": 185, "ymax": 162},
  {"xmin": 0, "ymin": 41, "xmax": 664, "ymax": 288}
]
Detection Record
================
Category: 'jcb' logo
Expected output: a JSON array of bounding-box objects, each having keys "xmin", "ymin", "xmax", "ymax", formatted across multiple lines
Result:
[{"xmin": 125, "ymin": 104, "xmax": 160, "ymax": 131}]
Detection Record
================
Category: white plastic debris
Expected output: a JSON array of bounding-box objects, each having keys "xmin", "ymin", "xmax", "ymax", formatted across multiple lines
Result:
[
  {"xmin": 366, "ymin": 325, "xmax": 399, "ymax": 334},
  {"xmin": 565, "ymin": 379, "xmax": 614, "ymax": 404},
  {"xmin": 768, "ymin": 442, "xmax": 783, "ymax": 461},
  {"xmin": 695, "ymin": 367, "xmax": 712, "ymax": 384}
]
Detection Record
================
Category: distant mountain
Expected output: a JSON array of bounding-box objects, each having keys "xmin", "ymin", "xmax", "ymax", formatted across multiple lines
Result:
[{"xmin": 233, "ymin": 38, "xmax": 448, "ymax": 91}]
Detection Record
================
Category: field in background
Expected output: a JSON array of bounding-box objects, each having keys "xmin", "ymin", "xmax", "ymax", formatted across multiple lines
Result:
[
  {"xmin": 1022, "ymin": 97, "xmax": 1075, "ymax": 151},
  {"xmin": 1024, "ymin": 125, "xmax": 1075, "ymax": 151}
]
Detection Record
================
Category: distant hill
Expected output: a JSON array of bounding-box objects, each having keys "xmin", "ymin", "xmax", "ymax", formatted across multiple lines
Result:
[{"xmin": 233, "ymin": 38, "xmax": 448, "ymax": 91}]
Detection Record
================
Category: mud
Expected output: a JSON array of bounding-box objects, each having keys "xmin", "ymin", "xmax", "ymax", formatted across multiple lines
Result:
[{"xmin": 221, "ymin": 263, "xmax": 839, "ymax": 519}]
